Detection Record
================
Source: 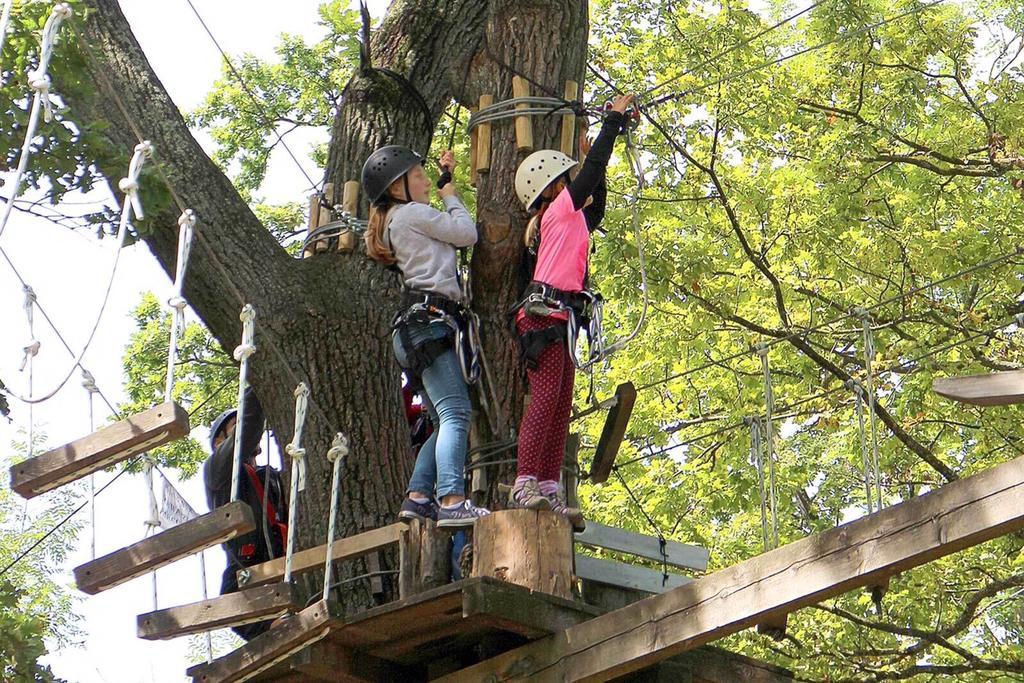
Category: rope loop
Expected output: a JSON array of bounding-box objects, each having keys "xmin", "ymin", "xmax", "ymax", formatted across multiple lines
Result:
[
  {"xmin": 327, "ymin": 432, "xmax": 349, "ymax": 463},
  {"xmin": 233, "ymin": 304, "xmax": 256, "ymax": 361}
]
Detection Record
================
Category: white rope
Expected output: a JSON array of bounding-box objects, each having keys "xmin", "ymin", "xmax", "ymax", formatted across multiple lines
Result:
[
  {"xmin": 198, "ymin": 551, "xmax": 213, "ymax": 662},
  {"xmin": 164, "ymin": 209, "xmax": 196, "ymax": 403},
  {"xmin": 0, "ymin": 0, "xmax": 14, "ymax": 64},
  {"xmin": 0, "ymin": 3, "xmax": 73, "ymax": 241},
  {"xmin": 283, "ymin": 382, "xmax": 310, "ymax": 584},
  {"xmin": 756, "ymin": 343, "xmax": 780, "ymax": 549},
  {"xmin": 855, "ymin": 308, "xmax": 884, "ymax": 510},
  {"xmin": 322, "ymin": 432, "xmax": 349, "ymax": 602},
  {"xmin": 81, "ymin": 368, "xmax": 99, "ymax": 559},
  {"xmin": 142, "ymin": 456, "xmax": 160, "ymax": 611},
  {"xmin": 746, "ymin": 416, "xmax": 772, "ymax": 551},
  {"xmin": 19, "ymin": 285, "xmax": 38, "ymax": 457},
  {"xmin": 600, "ymin": 126, "xmax": 650, "ymax": 358},
  {"xmin": 7, "ymin": 141, "xmax": 153, "ymax": 404},
  {"xmin": 229, "ymin": 304, "xmax": 256, "ymax": 501},
  {"xmin": 846, "ymin": 379, "xmax": 876, "ymax": 514}
]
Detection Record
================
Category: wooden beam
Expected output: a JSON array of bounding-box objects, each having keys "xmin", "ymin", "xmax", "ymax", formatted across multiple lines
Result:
[
  {"xmin": 477, "ymin": 94, "xmax": 493, "ymax": 173},
  {"xmin": 137, "ymin": 582, "xmax": 302, "ymax": 640},
  {"xmin": 512, "ymin": 76, "xmax": 533, "ymax": 152},
  {"xmin": 239, "ymin": 523, "xmax": 402, "ymax": 588},
  {"xmin": 187, "ymin": 600, "xmax": 342, "ymax": 683},
  {"xmin": 575, "ymin": 521, "xmax": 709, "ymax": 572},
  {"xmin": 933, "ymin": 369, "xmax": 1024, "ymax": 406},
  {"xmin": 440, "ymin": 453, "xmax": 1024, "ymax": 682},
  {"xmin": 560, "ymin": 80, "xmax": 578, "ymax": 157},
  {"xmin": 574, "ymin": 555, "xmax": 690, "ymax": 594},
  {"xmin": 590, "ymin": 382, "xmax": 637, "ymax": 484},
  {"xmin": 75, "ymin": 500, "xmax": 254, "ymax": 595},
  {"xmin": 10, "ymin": 401, "xmax": 189, "ymax": 499}
]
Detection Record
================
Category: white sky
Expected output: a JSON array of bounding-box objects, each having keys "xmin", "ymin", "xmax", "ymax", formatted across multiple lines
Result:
[{"xmin": 0, "ymin": 1, "xmax": 388, "ymax": 681}]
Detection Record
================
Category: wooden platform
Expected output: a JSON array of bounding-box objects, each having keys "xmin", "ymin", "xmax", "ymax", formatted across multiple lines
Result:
[
  {"xmin": 9, "ymin": 401, "xmax": 189, "ymax": 498},
  {"xmin": 443, "ymin": 451, "xmax": 1024, "ymax": 682},
  {"xmin": 933, "ymin": 369, "xmax": 1024, "ymax": 406},
  {"xmin": 187, "ymin": 577, "xmax": 602, "ymax": 682},
  {"xmin": 75, "ymin": 500, "xmax": 254, "ymax": 595},
  {"xmin": 138, "ymin": 582, "xmax": 302, "ymax": 640}
]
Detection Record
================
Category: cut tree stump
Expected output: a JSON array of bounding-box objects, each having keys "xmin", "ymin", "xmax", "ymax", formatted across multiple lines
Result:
[
  {"xmin": 472, "ymin": 509, "xmax": 573, "ymax": 600},
  {"xmin": 10, "ymin": 401, "xmax": 189, "ymax": 499}
]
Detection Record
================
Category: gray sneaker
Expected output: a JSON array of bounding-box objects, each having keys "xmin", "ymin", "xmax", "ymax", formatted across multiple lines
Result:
[
  {"xmin": 437, "ymin": 500, "xmax": 491, "ymax": 528},
  {"xmin": 509, "ymin": 478, "xmax": 552, "ymax": 511}
]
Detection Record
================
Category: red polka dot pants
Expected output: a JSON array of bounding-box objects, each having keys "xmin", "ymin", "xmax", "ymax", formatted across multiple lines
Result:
[{"xmin": 516, "ymin": 314, "xmax": 575, "ymax": 482}]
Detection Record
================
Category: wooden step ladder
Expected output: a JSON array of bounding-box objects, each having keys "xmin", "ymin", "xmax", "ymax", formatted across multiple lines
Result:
[
  {"xmin": 75, "ymin": 500, "xmax": 254, "ymax": 595},
  {"xmin": 9, "ymin": 401, "xmax": 189, "ymax": 498},
  {"xmin": 137, "ymin": 582, "xmax": 302, "ymax": 640}
]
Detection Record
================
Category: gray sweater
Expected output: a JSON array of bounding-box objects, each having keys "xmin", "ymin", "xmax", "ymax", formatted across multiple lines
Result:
[{"xmin": 387, "ymin": 195, "xmax": 477, "ymax": 302}]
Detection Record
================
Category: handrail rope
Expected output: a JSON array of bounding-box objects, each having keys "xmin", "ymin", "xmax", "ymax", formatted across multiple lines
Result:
[
  {"xmin": 5, "ymin": 141, "xmax": 153, "ymax": 404},
  {"xmin": 164, "ymin": 210, "xmax": 197, "ymax": 403},
  {"xmin": 322, "ymin": 432, "xmax": 350, "ymax": 602},
  {"xmin": 0, "ymin": 4, "xmax": 74, "ymax": 240},
  {"xmin": 178, "ymin": 0, "xmax": 323, "ymax": 195},
  {"xmin": 283, "ymin": 382, "xmax": 310, "ymax": 584},
  {"xmin": 229, "ymin": 304, "xmax": 256, "ymax": 502},
  {"xmin": 643, "ymin": 0, "xmax": 829, "ymax": 97},
  {"xmin": 645, "ymin": 0, "xmax": 949, "ymax": 108}
]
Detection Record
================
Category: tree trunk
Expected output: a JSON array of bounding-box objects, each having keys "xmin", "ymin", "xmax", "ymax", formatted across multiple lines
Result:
[{"xmin": 72, "ymin": 0, "xmax": 588, "ymax": 615}]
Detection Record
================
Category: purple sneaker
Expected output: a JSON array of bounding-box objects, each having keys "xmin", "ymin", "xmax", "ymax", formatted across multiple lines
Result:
[
  {"xmin": 399, "ymin": 497, "xmax": 438, "ymax": 522},
  {"xmin": 437, "ymin": 500, "xmax": 491, "ymax": 528}
]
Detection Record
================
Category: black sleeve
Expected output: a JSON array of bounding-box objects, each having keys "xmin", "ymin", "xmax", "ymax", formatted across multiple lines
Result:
[
  {"xmin": 568, "ymin": 111, "xmax": 627, "ymax": 211},
  {"xmin": 583, "ymin": 175, "xmax": 607, "ymax": 233},
  {"xmin": 203, "ymin": 386, "xmax": 266, "ymax": 494}
]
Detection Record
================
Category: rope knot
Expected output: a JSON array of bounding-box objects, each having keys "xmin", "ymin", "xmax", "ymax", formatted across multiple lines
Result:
[
  {"xmin": 81, "ymin": 368, "xmax": 99, "ymax": 394},
  {"xmin": 167, "ymin": 295, "xmax": 187, "ymax": 311},
  {"xmin": 19, "ymin": 340, "xmax": 40, "ymax": 371},
  {"xmin": 178, "ymin": 209, "xmax": 197, "ymax": 229},
  {"xmin": 28, "ymin": 72, "xmax": 50, "ymax": 93},
  {"xmin": 233, "ymin": 304, "xmax": 256, "ymax": 361},
  {"xmin": 327, "ymin": 432, "xmax": 349, "ymax": 463}
]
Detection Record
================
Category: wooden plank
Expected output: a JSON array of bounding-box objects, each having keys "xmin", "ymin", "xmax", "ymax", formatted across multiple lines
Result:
[
  {"xmin": 240, "ymin": 523, "xmax": 402, "ymax": 588},
  {"xmin": 590, "ymin": 382, "xmax": 637, "ymax": 484},
  {"xmin": 461, "ymin": 576, "xmax": 601, "ymax": 638},
  {"xmin": 512, "ymin": 76, "xmax": 533, "ymax": 151},
  {"xmin": 285, "ymin": 641, "xmax": 407, "ymax": 682},
  {"xmin": 440, "ymin": 453, "xmax": 1024, "ymax": 682},
  {"xmin": 574, "ymin": 555, "xmax": 691, "ymax": 594},
  {"xmin": 477, "ymin": 94, "xmax": 493, "ymax": 173},
  {"xmin": 10, "ymin": 401, "xmax": 189, "ymax": 499},
  {"xmin": 75, "ymin": 500, "xmax": 254, "ymax": 595},
  {"xmin": 137, "ymin": 582, "xmax": 301, "ymax": 640},
  {"xmin": 575, "ymin": 521, "xmax": 709, "ymax": 572},
  {"xmin": 675, "ymin": 646, "xmax": 795, "ymax": 683},
  {"xmin": 469, "ymin": 105, "xmax": 479, "ymax": 187},
  {"xmin": 933, "ymin": 369, "xmax": 1024, "ymax": 406},
  {"xmin": 560, "ymin": 80, "xmax": 578, "ymax": 157},
  {"xmin": 187, "ymin": 600, "xmax": 342, "ymax": 683}
]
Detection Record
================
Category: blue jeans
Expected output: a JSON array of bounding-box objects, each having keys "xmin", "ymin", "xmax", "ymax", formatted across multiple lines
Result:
[{"xmin": 394, "ymin": 321, "xmax": 471, "ymax": 499}]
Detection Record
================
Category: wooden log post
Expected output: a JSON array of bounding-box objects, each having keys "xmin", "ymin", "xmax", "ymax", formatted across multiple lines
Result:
[
  {"xmin": 314, "ymin": 182, "xmax": 334, "ymax": 253},
  {"xmin": 560, "ymin": 80, "xmax": 578, "ymax": 157},
  {"xmin": 337, "ymin": 180, "xmax": 360, "ymax": 253},
  {"xmin": 469, "ymin": 105, "xmax": 479, "ymax": 187},
  {"xmin": 472, "ymin": 510, "xmax": 573, "ymax": 600},
  {"xmin": 512, "ymin": 76, "xmax": 533, "ymax": 152},
  {"xmin": 397, "ymin": 517, "xmax": 453, "ymax": 599},
  {"xmin": 477, "ymin": 94, "xmax": 493, "ymax": 174},
  {"xmin": 304, "ymin": 193, "xmax": 321, "ymax": 258}
]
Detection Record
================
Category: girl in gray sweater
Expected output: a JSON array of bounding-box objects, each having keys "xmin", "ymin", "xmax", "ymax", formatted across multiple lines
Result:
[{"xmin": 362, "ymin": 146, "xmax": 490, "ymax": 528}]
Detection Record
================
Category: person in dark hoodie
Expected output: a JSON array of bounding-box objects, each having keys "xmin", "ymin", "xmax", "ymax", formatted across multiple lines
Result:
[{"xmin": 203, "ymin": 387, "xmax": 287, "ymax": 641}]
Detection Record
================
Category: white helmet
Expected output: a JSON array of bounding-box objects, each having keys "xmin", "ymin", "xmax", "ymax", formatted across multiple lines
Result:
[{"xmin": 515, "ymin": 150, "xmax": 577, "ymax": 211}]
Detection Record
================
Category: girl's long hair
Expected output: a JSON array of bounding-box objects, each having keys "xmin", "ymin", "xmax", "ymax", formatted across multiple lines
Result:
[
  {"xmin": 365, "ymin": 195, "xmax": 399, "ymax": 265},
  {"xmin": 524, "ymin": 177, "xmax": 567, "ymax": 248}
]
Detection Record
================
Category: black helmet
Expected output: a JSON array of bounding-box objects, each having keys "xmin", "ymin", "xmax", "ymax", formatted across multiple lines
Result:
[
  {"xmin": 209, "ymin": 408, "xmax": 237, "ymax": 452},
  {"xmin": 361, "ymin": 145, "xmax": 424, "ymax": 205}
]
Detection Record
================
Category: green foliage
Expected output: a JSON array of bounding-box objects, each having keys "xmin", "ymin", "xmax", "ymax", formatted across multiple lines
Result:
[
  {"xmin": 0, "ymin": 439, "xmax": 80, "ymax": 683},
  {"xmin": 119, "ymin": 293, "xmax": 237, "ymax": 477}
]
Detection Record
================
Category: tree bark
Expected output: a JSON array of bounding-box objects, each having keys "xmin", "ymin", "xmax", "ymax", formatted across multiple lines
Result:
[{"xmin": 70, "ymin": 0, "xmax": 590, "ymax": 615}]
